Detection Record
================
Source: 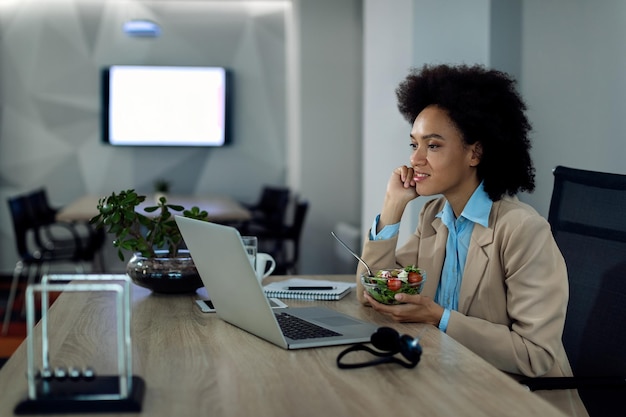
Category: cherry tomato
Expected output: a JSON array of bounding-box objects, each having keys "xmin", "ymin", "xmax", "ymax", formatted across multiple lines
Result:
[
  {"xmin": 408, "ymin": 271, "xmax": 422, "ymax": 284},
  {"xmin": 387, "ymin": 278, "xmax": 402, "ymax": 291}
]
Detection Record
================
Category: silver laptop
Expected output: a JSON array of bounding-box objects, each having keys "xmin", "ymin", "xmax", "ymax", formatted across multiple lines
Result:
[{"xmin": 175, "ymin": 216, "xmax": 378, "ymax": 349}]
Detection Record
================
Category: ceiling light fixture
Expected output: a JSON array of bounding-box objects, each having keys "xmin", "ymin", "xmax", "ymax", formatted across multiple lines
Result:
[{"xmin": 123, "ymin": 19, "xmax": 161, "ymax": 38}]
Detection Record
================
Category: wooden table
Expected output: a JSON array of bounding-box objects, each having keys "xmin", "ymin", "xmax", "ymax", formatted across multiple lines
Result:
[
  {"xmin": 0, "ymin": 275, "xmax": 566, "ymax": 417},
  {"xmin": 55, "ymin": 194, "xmax": 251, "ymax": 224}
]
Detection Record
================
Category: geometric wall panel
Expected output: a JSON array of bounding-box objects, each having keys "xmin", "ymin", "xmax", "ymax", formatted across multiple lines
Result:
[{"xmin": 0, "ymin": 0, "xmax": 288, "ymax": 272}]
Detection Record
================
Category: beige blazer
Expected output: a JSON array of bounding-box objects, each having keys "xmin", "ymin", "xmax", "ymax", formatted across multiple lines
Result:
[{"xmin": 357, "ymin": 195, "xmax": 588, "ymax": 417}]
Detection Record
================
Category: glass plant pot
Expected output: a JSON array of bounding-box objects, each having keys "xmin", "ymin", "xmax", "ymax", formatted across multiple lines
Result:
[{"xmin": 126, "ymin": 250, "xmax": 202, "ymax": 294}]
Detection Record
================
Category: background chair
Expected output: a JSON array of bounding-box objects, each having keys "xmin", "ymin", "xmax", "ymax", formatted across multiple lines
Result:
[
  {"xmin": 2, "ymin": 193, "xmax": 88, "ymax": 335},
  {"xmin": 253, "ymin": 199, "xmax": 309, "ymax": 275},
  {"xmin": 26, "ymin": 188, "xmax": 105, "ymax": 269},
  {"xmin": 240, "ymin": 186, "xmax": 291, "ymax": 232},
  {"xmin": 520, "ymin": 165, "xmax": 626, "ymax": 417}
]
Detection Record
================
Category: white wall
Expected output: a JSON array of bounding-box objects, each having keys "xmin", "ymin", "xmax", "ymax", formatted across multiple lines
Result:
[
  {"xmin": 363, "ymin": 0, "xmax": 521, "ymax": 244},
  {"xmin": 295, "ymin": 0, "xmax": 363, "ymax": 273},
  {"xmin": 519, "ymin": 0, "xmax": 626, "ymax": 216},
  {"xmin": 362, "ymin": 0, "xmax": 415, "ymax": 246}
]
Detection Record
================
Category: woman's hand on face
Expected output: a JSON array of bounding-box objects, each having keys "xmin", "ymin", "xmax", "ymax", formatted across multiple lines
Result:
[
  {"xmin": 378, "ymin": 166, "xmax": 421, "ymax": 228},
  {"xmin": 387, "ymin": 166, "xmax": 420, "ymax": 204},
  {"xmin": 363, "ymin": 291, "xmax": 444, "ymax": 326}
]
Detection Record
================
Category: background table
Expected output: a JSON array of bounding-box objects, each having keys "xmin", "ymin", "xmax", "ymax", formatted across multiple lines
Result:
[
  {"xmin": 0, "ymin": 275, "xmax": 566, "ymax": 417},
  {"xmin": 56, "ymin": 194, "xmax": 251, "ymax": 224}
]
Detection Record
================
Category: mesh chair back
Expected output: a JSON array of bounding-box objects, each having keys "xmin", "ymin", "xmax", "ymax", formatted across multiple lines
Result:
[
  {"xmin": 549, "ymin": 166, "xmax": 626, "ymax": 241},
  {"xmin": 25, "ymin": 188, "xmax": 105, "ymax": 262},
  {"xmin": 27, "ymin": 188, "xmax": 58, "ymax": 226},
  {"xmin": 287, "ymin": 200, "xmax": 309, "ymax": 266},
  {"xmin": 7, "ymin": 195, "xmax": 36, "ymax": 259},
  {"xmin": 549, "ymin": 166, "xmax": 626, "ymax": 416},
  {"xmin": 252, "ymin": 186, "xmax": 290, "ymax": 227},
  {"xmin": 248, "ymin": 197, "xmax": 309, "ymax": 275}
]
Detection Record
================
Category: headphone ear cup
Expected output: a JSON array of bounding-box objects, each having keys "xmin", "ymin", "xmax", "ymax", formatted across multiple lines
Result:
[
  {"xmin": 399, "ymin": 334, "xmax": 422, "ymax": 364},
  {"xmin": 337, "ymin": 328, "xmax": 421, "ymax": 369},
  {"xmin": 371, "ymin": 327, "xmax": 401, "ymax": 353}
]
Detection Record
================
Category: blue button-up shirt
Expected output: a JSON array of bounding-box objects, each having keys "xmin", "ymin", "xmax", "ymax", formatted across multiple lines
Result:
[{"xmin": 370, "ymin": 182, "xmax": 492, "ymax": 332}]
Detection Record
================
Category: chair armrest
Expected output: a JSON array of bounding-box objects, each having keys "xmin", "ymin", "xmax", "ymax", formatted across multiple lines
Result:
[
  {"xmin": 520, "ymin": 376, "xmax": 626, "ymax": 391},
  {"xmin": 35, "ymin": 221, "xmax": 84, "ymax": 255}
]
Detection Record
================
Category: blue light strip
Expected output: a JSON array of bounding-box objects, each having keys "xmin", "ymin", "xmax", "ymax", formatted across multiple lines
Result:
[{"xmin": 123, "ymin": 19, "xmax": 161, "ymax": 37}]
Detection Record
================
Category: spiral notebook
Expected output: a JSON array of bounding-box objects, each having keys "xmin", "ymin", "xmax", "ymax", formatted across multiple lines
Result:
[{"xmin": 263, "ymin": 278, "xmax": 354, "ymax": 301}]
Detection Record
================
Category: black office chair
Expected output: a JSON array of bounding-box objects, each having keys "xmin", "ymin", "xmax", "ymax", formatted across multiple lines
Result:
[
  {"xmin": 240, "ymin": 186, "xmax": 291, "ymax": 232},
  {"xmin": 519, "ymin": 166, "xmax": 626, "ymax": 417},
  {"xmin": 254, "ymin": 199, "xmax": 309, "ymax": 275},
  {"xmin": 27, "ymin": 188, "xmax": 106, "ymax": 269},
  {"xmin": 2, "ymin": 194, "xmax": 86, "ymax": 336}
]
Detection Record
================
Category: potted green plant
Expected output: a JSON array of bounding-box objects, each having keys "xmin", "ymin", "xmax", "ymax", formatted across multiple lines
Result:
[{"xmin": 90, "ymin": 189, "xmax": 209, "ymax": 293}]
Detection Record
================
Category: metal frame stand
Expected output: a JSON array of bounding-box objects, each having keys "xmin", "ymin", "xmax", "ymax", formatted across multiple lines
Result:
[{"xmin": 14, "ymin": 274, "xmax": 145, "ymax": 414}]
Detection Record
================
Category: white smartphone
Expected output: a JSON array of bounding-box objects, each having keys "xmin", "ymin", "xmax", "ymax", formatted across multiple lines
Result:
[{"xmin": 195, "ymin": 298, "xmax": 287, "ymax": 313}]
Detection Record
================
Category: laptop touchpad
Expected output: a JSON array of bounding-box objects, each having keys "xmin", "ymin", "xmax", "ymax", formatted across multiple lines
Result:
[{"xmin": 315, "ymin": 316, "xmax": 363, "ymax": 327}]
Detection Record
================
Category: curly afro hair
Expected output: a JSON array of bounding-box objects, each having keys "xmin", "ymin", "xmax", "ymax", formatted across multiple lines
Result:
[{"xmin": 396, "ymin": 64, "xmax": 535, "ymax": 201}]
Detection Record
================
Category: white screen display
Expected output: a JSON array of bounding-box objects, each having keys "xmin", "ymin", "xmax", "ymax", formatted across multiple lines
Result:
[{"xmin": 104, "ymin": 65, "xmax": 230, "ymax": 147}]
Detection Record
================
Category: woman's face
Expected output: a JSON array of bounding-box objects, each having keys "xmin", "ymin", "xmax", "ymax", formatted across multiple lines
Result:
[{"xmin": 409, "ymin": 105, "xmax": 481, "ymax": 209}]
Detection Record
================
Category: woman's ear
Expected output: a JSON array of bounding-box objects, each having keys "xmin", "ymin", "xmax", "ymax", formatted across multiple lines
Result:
[{"xmin": 470, "ymin": 142, "xmax": 483, "ymax": 167}]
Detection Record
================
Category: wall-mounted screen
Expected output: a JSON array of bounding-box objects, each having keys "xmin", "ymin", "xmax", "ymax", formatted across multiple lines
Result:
[{"xmin": 102, "ymin": 65, "xmax": 231, "ymax": 147}]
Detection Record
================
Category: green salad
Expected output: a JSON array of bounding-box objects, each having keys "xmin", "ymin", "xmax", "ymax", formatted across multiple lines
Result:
[{"xmin": 363, "ymin": 266, "xmax": 425, "ymax": 305}]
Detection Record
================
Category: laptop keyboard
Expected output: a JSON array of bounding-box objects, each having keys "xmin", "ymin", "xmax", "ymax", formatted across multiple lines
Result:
[{"xmin": 275, "ymin": 312, "xmax": 342, "ymax": 340}]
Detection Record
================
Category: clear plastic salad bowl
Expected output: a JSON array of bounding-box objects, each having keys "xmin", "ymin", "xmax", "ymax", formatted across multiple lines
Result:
[{"xmin": 361, "ymin": 266, "xmax": 426, "ymax": 305}]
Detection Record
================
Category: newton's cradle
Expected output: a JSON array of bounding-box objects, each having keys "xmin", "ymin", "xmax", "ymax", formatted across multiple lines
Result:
[{"xmin": 14, "ymin": 274, "xmax": 145, "ymax": 414}]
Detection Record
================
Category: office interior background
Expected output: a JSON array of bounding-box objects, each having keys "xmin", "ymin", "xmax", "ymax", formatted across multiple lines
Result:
[{"xmin": 0, "ymin": 0, "xmax": 624, "ymax": 275}]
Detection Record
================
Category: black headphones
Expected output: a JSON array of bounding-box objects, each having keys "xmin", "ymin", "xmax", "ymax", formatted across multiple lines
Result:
[{"xmin": 336, "ymin": 327, "xmax": 422, "ymax": 369}]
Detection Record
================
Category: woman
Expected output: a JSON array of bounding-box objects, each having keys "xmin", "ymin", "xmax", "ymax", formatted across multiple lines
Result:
[{"xmin": 357, "ymin": 64, "xmax": 588, "ymax": 416}]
